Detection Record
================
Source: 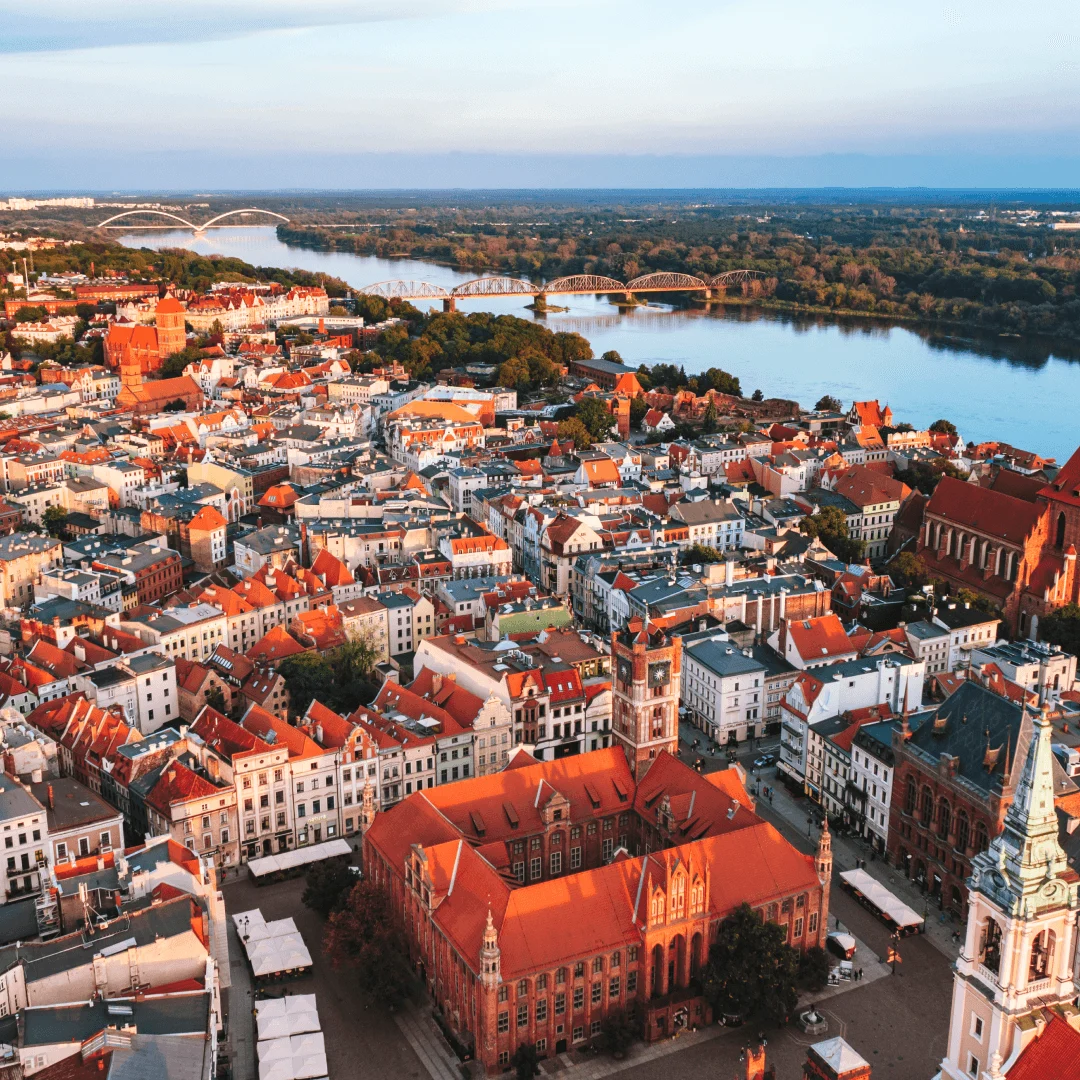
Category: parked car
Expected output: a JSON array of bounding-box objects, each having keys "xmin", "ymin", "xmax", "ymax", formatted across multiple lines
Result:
[
  {"xmin": 753, "ymin": 753, "xmax": 776, "ymax": 768},
  {"xmin": 827, "ymin": 931, "xmax": 857, "ymax": 960}
]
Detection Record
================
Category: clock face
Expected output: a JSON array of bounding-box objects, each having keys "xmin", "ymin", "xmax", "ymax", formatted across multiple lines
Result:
[
  {"xmin": 649, "ymin": 661, "xmax": 671, "ymax": 688},
  {"xmin": 617, "ymin": 658, "xmax": 632, "ymax": 685}
]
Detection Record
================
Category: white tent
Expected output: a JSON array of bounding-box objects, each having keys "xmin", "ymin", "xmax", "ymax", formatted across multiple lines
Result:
[
  {"xmin": 247, "ymin": 839, "xmax": 353, "ymax": 880},
  {"xmin": 234, "ymin": 908, "xmax": 314, "ymax": 978},
  {"xmin": 257, "ymin": 1032, "xmax": 327, "ymax": 1080},
  {"xmin": 255, "ymin": 995, "xmax": 321, "ymax": 1042},
  {"xmin": 839, "ymin": 869, "xmax": 924, "ymax": 930}
]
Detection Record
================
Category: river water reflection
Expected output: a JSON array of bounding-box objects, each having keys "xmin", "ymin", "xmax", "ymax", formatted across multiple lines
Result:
[{"xmin": 118, "ymin": 227, "xmax": 1080, "ymax": 460}]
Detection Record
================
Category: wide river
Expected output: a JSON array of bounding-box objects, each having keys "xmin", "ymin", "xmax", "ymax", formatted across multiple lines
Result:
[{"xmin": 119, "ymin": 227, "xmax": 1080, "ymax": 461}]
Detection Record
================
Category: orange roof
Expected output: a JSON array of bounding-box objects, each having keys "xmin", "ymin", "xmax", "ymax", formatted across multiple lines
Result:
[
  {"xmin": 258, "ymin": 484, "xmax": 300, "ymax": 509},
  {"xmin": 449, "ymin": 534, "xmax": 508, "ymax": 555},
  {"xmin": 242, "ymin": 703, "xmax": 322, "ymax": 758},
  {"xmin": 581, "ymin": 458, "xmax": 621, "ymax": 486},
  {"xmin": 246, "ymin": 625, "xmax": 306, "ymax": 664},
  {"xmin": 292, "ymin": 606, "xmax": 345, "ymax": 651},
  {"xmin": 156, "ymin": 296, "xmax": 184, "ymax": 314},
  {"xmin": 926, "ymin": 475, "xmax": 1044, "ymax": 545},
  {"xmin": 310, "ymin": 547, "xmax": 354, "ymax": 587},
  {"xmin": 147, "ymin": 761, "xmax": 222, "ymax": 815},
  {"xmin": 785, "ymin": 614, "xmax": 856, "ymax": 662},
  {"xmin": 189, "ymin": 505, "xmax": 227, "ymax": 532}
]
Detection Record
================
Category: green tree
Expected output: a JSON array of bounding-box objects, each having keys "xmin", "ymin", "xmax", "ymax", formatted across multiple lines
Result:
[
  {"xmin": 797, "ymin": 946, "xmax": 830, "ymax": 992},
  {"xmin": 42, "ymin": 506, "xmax": 67, "ymax": 538},
  {"xmin": 683, "ymin": 543, "xmax": 725, "ymax": 564},
  {"xmin": 600, "ymin": 1008, "xmax": 638, "ymax": 1058},
  {"xmin": 574, "ymin": 396, "xmax": 616, "ymax": 441},
  {"xmin": 886, "ymin": 551, "xmax": 931, "ymax": 589},
  {"xmin": 751, "ymin": 389, "xmax": 764, "ymax": 402},
  {"xmin": 929, "ymin": 419, "xmax": 958, "ymax": 437},
  {"xmin": 955, "ymin": 588, "xmax": 1002, "ymax": 617},
  {"xmin": 800, "ymin": 506, "xmax": 865, "ymax": 564},
  {"xmin": 510, "ymin": 1044, "xmax": 540, "ymax": 1080},
  {"xmin": 277, "ymin": 652, "xmax": 335, "ymax": 717},
  {"xmin": 815, "ymin": 395, "xmax": 843, "ymax": 413},
  {"xmin": 1041, "ymin": 603, "xmax": 1080, "ymax": 655},
  {"xmin": 600, "ymin": 349, "xmax": 624, "ymax": 366},
  {"xmin": 13, "ymin": 305, "xmax": 47, "ymax": 323},
  {"xmin": 553, "ymin": 331, "xmax": 592, "ymax": 366},
  {"xmin": 895, "ymin": 458, "xmax": 968, "ymax": 495},
  {"xmin": 699, "ymin": 366, "xmax": 741, "ymax": 396},
  {"xmin": 497, "ymin": 355, "xmax": 532, "ymax": 391},
  {"xmin": 324, "ymin": 881, "xmax": 411, "ymax": 1010},
  {"xmin": 701, "ymin": 903, "xmax": 800, "ymax": 1025},
  {"xmin": 629, "ymin": 397, "xmax": 648, "ymax": 431},
  {"xmin": 702, "ymin": 400, "xmax": 718, "ymax": 433},
  {"xmin": 556, "ymin": 418, "xmax": 592, "ymax": 450},
  {"xmin": 157, "ymin": 345, "xmax": 204, "ymax": 379},
  {"xmin": 302, "ymin": 859, "xmax": 357, "ymax": 917}
]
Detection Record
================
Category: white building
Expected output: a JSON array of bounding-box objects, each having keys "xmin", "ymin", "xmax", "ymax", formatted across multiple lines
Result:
[{"xmin": 681, "ymin": 629, "xmax": 767, "ymax": 743}]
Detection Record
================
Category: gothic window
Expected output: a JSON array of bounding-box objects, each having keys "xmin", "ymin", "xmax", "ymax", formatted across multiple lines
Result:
[
  {"xmin": 905, "ymin": 780, "xmax": 917, "ymax": 814},
  {"xmin": 974, "ymin": 822, "xmax": 989, "ymax": 854},
  {"xmin": 1057, "ymin": 511, "xmax": 1067, "ymax": 549},
  {"xmin": 938, "ymin": 798, "xmax": 951, "ymax": 840},
  {"xmin": 946, "ymin": 530, "xmax": 956, "ymax": 558},
  {"xmin": 978, "ymin": 918, "xmax": 1003, "ymax": 976},
  {"xmin": 920, "ymin": 786, "xmax": 934, "ymax": 823},
  {"xmin": 1029, "ymin": 930, "xmax": 1055, "ymax": 982},
  {"xmin": 955, "ymin": 811, "xmax": 970, "ymax": 853}
]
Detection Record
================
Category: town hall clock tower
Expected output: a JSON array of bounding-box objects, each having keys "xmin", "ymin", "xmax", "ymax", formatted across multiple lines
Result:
[{"xmin": 612, "ymin": 616, "xmax": 682, "ymax": 780}]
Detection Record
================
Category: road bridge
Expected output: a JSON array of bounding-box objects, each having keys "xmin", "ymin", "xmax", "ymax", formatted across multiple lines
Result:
[
  {"xmin": 359, "ymin": 269, "xmax": 765, "ymax": 311},
  {"xmin": 96, "ymin": 208, "xmax": 290, "ymax": 231}
]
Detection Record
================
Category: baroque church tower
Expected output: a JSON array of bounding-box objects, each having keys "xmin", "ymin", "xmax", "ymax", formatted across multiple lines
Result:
[{"xmin": 939, "ymin": 703, "xmax": 1080, "ymax": 1080}]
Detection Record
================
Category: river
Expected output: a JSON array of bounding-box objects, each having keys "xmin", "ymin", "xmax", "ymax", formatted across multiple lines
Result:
[{"xmin": 117, "ymin": 227, "xmax": 1080, "ymax": 462}]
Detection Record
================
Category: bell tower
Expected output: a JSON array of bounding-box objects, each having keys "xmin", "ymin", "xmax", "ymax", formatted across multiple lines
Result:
[
  {"xmin": 154, "ymin": 295, "xmax": 186, "ymax": 361},
  {"xmin": 611, "ymin": 616, "xmax": 682, "ymax": 781},
  {"xmin": 939, "ymin": 704, "xmax": 1080, "ymax": 1080}
]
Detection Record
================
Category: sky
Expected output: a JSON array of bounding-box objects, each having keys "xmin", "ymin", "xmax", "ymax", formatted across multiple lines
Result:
[{"xmin": 2, "ymin": 0, "xmax": 1079, "ymax": 189}]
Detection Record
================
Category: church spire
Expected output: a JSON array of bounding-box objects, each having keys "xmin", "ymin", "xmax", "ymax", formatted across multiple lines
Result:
[{"xmin": 971, "ymin": 702, "xmax": 1071, "ymax": 916}]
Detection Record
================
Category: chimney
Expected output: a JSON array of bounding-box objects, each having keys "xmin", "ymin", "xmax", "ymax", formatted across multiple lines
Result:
[
  {"xmin": 431, "ymin": 671, "xmax": 443, "ymax": 694},
  {"xmin": 47, "ymin": 783, "xmax": 54, "ymax": 809},
  {"xmin": 30, "ymin": 767, "xmax": 41, "ymax": 784},
  {"xmin": 725, "ymin": 559, "xmax": 735, "ymax": 587}
]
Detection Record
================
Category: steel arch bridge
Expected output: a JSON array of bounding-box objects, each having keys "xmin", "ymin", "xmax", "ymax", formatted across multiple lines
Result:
[
  {"xmin": 96, "ymin": 207, "xmax": 291, "ymax": 229},
  {"xmin": 357, "ymin": 269, "xmax": 764, "ymax": 309}
]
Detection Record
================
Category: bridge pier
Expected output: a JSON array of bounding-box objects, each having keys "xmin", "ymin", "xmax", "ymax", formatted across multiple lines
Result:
[{"xmin": 442, "ymin": 297, "xmax": 456, "ymax": 313}]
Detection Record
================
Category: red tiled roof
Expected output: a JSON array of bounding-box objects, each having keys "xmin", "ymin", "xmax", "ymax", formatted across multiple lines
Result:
[
  {"xmin": 785, "ymin": 614, "xmax": 855, "ymax": 662},
  {"xmin": 1007, "ymin": 1014, "xmax": 1080, "ymax": 1080},
  {"xmin": 926, "ymin": 475, "xmax": 1044, "ymax": 544}
]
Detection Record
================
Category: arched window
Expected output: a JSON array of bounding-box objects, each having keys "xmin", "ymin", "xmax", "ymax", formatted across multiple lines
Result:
[
  {"xmin": 974, "ymin": 821, "xmax": 989, "ymax": 854},
  {"xmin": 905, "ymin": 779, "xmax": 917, "ymax": 814},
  {"xmin": 955, "ymin": 811, "xmax": 970, "ymax": 853},
  {"xmin": 1029, "ymin": 929, "xmax": 1055, "ymax": 981},
  {"xmin": 1057, "ymin": 511, "xmax": 1067, "ymax": 549},
  {"xmin": 938, "ymin": 798, "xmax": 952, "ymax": 840},
  {"xmin": 946, "ymin": 530, "xmax": 956, "ymax": 557},
  {"xmin": 979, "ymin": 918, "xmax": 1003, "ymax": 975},
  {"xmin": 920, "ymin": 786, "xmax": 934, "ymax": 823}
]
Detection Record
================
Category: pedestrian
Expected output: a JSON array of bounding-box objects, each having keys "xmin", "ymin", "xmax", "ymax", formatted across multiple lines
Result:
[{"xmin": 858, "ymin": 968, "xmax": 863, "ymax": 981}]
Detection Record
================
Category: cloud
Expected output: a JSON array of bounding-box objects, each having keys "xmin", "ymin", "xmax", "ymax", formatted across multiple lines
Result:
[{"xmin": 0, "ymin": 0, "xmax": 475, "ymax": 54}]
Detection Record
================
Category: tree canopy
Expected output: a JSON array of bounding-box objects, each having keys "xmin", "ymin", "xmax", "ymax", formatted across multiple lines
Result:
[
  {"xmin": 800, "ymin": 506, "xmax": 865, "ymax": 564},
  {"xmin": 277, "ymin": 634, "xmax": 380, "ymax": 717},
  {"xmin": 701, "ymin": 903, "xmax": 800, "ymax": 1025},
  {"xmin": 302, "ymin": 859, "xmax": 357, "ymax": 917},
  {"xmin": 323, "ymin": 881, "xmax": 411, "ymax": 1009},
  {"xmin": 1041, "ymin": 603, "xmax": 1080, "ymax": 656},
  {"xmin": 815, "ymin": 394, "xmax": 843, "ymax": 412},
  {"xmin": 574, "ymin": 396, "xmax": 616, "ymax": 441}
]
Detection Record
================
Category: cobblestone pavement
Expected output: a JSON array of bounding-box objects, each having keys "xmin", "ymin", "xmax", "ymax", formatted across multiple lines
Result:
[{"xmin": 221, "ymin": 871, "xmax": 431, "ymax": 1080}]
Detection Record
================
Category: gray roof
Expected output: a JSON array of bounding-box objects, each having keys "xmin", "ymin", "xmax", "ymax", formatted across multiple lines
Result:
[
  {"xmin": 22, "ymin": 992, "xmax": 210, "ymax": 1045},
  {"xmin": 29, "ymin": 777, "xmax": 121, "ymax": 833},
  {"xmin": 6, "ymin": 896, "xmax": 199, "ymax": 984},
  {"xmin": 110, "ymin": 1033, "xmax": 214, "ymax": 1080},
  {"xmin": 235, "ymin": 523, "xmax": 300, "ymax": 555},
  {"xmin": 933, "ymin": 603, "xmax": 1001, "ymax": 631},
  {"xmin": 0, "ymin": 533, "xmax": 60, "ymax": 559},
  {"xmin": 904, "ymin": 681, "xmax": 1076, "ymax": 800},
  {"xmin": 905, "ymin": 620, "xmax": 948, "ymax": 642},
  {"xmin": 0, "ymin": 772, "xmax": 45, "ymax": 823},
  {"xmin": 683, "ymin": 635, "xmax": 765, "ymax": 679},
  {"xmin": 673, "ymin": 498, "xmax": 744, "ymax": 525}
]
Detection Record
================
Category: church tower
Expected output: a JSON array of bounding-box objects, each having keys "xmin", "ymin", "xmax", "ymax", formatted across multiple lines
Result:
[
  {"xmin": 154, "ymin": 295, "xmax": 186, "ymax": 361},
  {"xmin": 611, "ymin": 616, "xmax": 682, "ymax": 781},
  {"xmin": 116, "ymin": 348, "xmax": 143, "ymax": 409},
  {"xmin": 939, "ymin": 704, "xmax": 1080, "ymax": 1080}
]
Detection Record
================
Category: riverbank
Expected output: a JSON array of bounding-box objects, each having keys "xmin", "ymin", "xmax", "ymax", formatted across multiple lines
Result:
[{"xmin": 275, "ymin": 227, "xmax": 1080, "ymax": 358}]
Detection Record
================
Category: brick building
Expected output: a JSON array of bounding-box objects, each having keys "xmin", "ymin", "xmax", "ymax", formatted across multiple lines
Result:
[
  {"xmin": 612, "ymin": 617, "xmax": 681, "ymax": 781},
  {"xmin": 363, "ymin": 747, "xmax": 830, "ymax": 1072},
  {"xmin": 886, "ymin": 680, "xmax": 1077, "ymax": 914},
  {"xmin": 917, "ymin": 446, "xmax": 1080, "ymax": 637},
  {"xmin": 104, "ymin": 296, "xmax": 186, "ymax": 376}
]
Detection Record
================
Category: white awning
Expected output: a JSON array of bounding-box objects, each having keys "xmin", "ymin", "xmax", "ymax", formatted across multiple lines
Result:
[
  {"xmin": 256, "ymin": 995, "xmax": 321, "ymax": 1042},
  {"xmin": 247, "ymin": 839, "xmax": 353, "ymax": 879},
  {"xmin": 839, "ymin": 868, "xmax": 924, "ymax": 929},
  {"xmin": 258, "ymin": 1032, "xmax": 328, "ymax": 1080}
]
